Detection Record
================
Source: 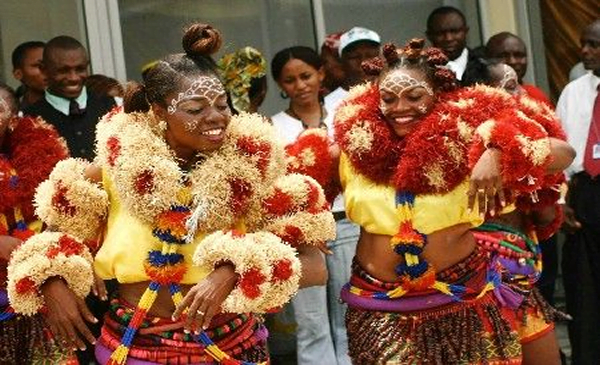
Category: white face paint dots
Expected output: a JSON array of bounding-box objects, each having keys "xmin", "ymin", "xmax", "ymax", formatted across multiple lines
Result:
[
  {"xmin": 167, "ymin": 75, "xmax": 226, "ymax": 115},
  {"xmin": 379, "ymin": 70, "xmax": 434, "ymax": 98}
]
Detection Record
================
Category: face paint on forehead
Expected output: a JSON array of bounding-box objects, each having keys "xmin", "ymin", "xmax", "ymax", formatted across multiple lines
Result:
[
  {"xmin": 379, "ymin": 69, "xmax": 434, "ymax": 97},
  {"xmin": 167, "ymin": 75, "xmax": 226, "ymax": 114},
  {"xmin": 498, "ymin": 64, "xmax": 518, "ymax": 90},
  {"xmin": 0, "ymin": 97, "xmax": 12, "ymax": 122}
]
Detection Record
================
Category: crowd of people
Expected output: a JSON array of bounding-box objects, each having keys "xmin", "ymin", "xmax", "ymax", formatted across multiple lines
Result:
[{"xmin": 0, "ymin": 4, "xmax": 599, "ymax": 365}]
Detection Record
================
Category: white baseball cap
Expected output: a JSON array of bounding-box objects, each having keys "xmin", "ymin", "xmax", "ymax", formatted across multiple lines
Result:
[{"xmin": 339, "ymin": 27, "xmax": 381, "ymax": 56}]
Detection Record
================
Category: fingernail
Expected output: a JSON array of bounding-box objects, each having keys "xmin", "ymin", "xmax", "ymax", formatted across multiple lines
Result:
[
  {"xmin": 467, "ymin": 208, "xmax": 472, "ymax": 214},
  {"xmin": 202, "ymin": 325, "xmax": 208, "ymax": 330},
  {"xmin": 91, "ymin": 341, "xmax": 96, "ymax": 345},
  {"xmin": 490, "ymin": 209, "xmax": 495, "ymax": 216},
  {"xmin": 500, "ymin": 200, "xmax": 506, "ymax": 207},
  {"xmin": 80, "ymin": 347, "xmax": 86, "ymax": 351},
  {"xmin": 102, "ymin": 296, "xmax": 108, "ymax": 301},
  {"xmin": 171, "ymin": 316, "xmax": 177, "ymax": 322},
  {"xmin": 184, "ymin": 329, "xmax": 190, "ymax": 334},
  {"xmin": 194, "ymin": 330, "xmax": 200, "ymax": 335},
  {"xmin": 93, "ymin": 318, "xmax": 99, "ymax": 323}
]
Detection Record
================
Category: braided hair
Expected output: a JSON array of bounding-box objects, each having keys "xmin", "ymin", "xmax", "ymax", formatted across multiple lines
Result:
[
  {"xmin": 362, "ymin": 38, "xmax": 458, "ymax": 93},
  {"xmin": 124, "ymin": 23, "xmax": 223, "ymax": 113}
]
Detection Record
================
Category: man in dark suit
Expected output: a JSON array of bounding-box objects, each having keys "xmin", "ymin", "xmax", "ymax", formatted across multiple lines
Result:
[
  {"xmin": 24, "ymin": 35, "xmax": 115, "ymax": 161},
  {"xmin": 426, "ymin": 6, "xmax": 477, "ymax": 81}
]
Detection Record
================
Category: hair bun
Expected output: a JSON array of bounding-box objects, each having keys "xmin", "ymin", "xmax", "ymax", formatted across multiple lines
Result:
[
  {"xmin": 182, "ymin": 23, "xmax": 222, "ymax": 58},
  {"xmin": 382, "ymin": 43, "xmax": 399, "ymax": 65},
  {"xmin": 362, "ymin": 56, "xmax": 384, "ymax": 76}
]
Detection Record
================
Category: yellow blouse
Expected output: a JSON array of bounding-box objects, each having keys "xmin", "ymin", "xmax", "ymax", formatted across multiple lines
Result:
[
  {"xmin": 94, "ymin": 173, "xmax": 210, "ymax": 284},
  {"xmin": 339, "ymin": 154, "xmax": 514, "ymax": 235}
]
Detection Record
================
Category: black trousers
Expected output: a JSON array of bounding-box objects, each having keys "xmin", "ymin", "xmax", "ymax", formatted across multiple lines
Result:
[{"xmin": 562, "ymin": 173, "xmax": 600, "ymax": 365}]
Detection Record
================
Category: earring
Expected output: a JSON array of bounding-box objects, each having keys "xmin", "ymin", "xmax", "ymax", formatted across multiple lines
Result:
[{"xmin": 280, "ymin": 90, "xmax": 288, "ymax": 99}]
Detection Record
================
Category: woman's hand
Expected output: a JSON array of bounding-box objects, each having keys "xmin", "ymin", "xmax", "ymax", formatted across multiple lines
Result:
[
  {"xmin": 0, "ymin": 236, "xmax": 22, "ymax": 261},
  {"xmin": 40, "ymin": 277, "xmax": 98, "ymax": 351},
  {"xmin": 91, "ymin": 272, "xmax": 108, "ymax": 301},
  {"xmin": 172, "ymin": 264, "xmax": 238, "ymax": 333},
  {"xmin": 468, "ymin": 148, "xmax": 505, "ymax": 217}
]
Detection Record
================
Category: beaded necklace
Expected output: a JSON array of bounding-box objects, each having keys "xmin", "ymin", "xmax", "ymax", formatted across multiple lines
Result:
[{"xmin": 285, "ymin": 103, "xmax": 328, "ymax": 130}]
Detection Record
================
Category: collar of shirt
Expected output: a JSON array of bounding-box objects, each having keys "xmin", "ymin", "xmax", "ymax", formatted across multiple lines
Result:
[
  {"xmin": 45, "ymin": 87, "xmax": 88, "ymax": 116},
  {"xmin": 446, "ymin": 48, "xmax": 469, "ymax": 80}
]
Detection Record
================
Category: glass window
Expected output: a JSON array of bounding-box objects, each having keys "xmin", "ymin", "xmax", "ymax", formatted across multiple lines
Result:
[
  {"xmin": 118, "ymin": 0, "xmax": 316, "ymax": 116},
  {"xmin": 322, "ymin": 0, "xmax": 482, "ymax": 49},
  {"xmin": 0, "ymin": 0, "xmax": 87, "ymax": 90}
]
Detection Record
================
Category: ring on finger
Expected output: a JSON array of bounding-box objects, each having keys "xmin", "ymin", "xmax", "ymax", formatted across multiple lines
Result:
[{"xmin": 196, "ymin": 310, "xmax": 205, "ymax": 316}]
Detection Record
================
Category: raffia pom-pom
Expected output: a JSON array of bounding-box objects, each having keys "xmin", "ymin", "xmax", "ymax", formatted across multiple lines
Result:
[
  {"xmin": 285, "ymin": 129, "xmax": 334, "ymax": 188},
  {"xmin": 34, "ymin": 158, "xmax": 109, "ymax": 241},
  {"xmin": 263, "ymin": 211, "xmax": 336, "ymax": 248},
  {"xmin": 262, "ymin": 174, "xmax": 328, "ymax": 218},
  {"xmin": 7, "ymin": 232, "xmax": 94, "ymax": 315},
  {"xmin": 193, "ymin": 230, "xmax": 300, "ymax": 313}
]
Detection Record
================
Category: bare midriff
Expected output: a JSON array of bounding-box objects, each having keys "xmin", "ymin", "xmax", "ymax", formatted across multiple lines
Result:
[
  {"xmin": 118, "ymin": 282, "xmax": 195, "ymax": 318},
  {"xmin": 356, "ymin": 210, "xmax": 526, "ymax": 283}
]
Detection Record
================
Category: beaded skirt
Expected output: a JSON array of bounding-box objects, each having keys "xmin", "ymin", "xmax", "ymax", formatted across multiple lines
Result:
[
  {"xmin": 96, "ymin": 298, "xmax": 269, "ymax": 364},
  {"xmin": 344, "ymin": 226, "xmax": 556, "ymax": 365}
]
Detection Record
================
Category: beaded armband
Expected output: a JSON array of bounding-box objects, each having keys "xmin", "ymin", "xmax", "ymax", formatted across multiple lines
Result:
[
  {"xmin": 193, "ymin": 230, "xmax": 301, "ymax": 313},
  {"xmin": 469, "ymin": 116, "xmax": 551, "ymax": 193},
  {"xmin": 7, "ymin": 232, "xmax": 94, "ymax": 315},
  {"xmin": 35, "ymin": 158, "xmax": 109, "ymax": 241},
  {"xmin": 261, "ymin": 174, "xmax": 336, "ymax": 248}
]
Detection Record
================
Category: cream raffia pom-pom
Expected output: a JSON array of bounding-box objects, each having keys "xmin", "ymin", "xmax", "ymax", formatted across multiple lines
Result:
[
  {"xmin": 34, "ymin": 158, "xmax": 109, "ymax": 241},
  {"xmin": 7, "ymin": 232, "xmax": 94, "ymax": 315},
  {"xmin": 193, "ymin": 230, "xmax": 300, "ymax": 313}
]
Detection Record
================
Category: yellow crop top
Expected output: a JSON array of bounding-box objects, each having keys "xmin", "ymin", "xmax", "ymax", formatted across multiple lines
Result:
[
  {"xmin": 339, "ymin": 153, "xmax": 515, "ymax": 236},
  {"xmin": 94, "ymin": 172, "xmax": 211, "ymax": 284}
]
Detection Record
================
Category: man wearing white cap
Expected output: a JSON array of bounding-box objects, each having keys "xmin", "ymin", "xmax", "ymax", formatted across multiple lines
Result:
[{"xmin": 321, "ymin": 26, "xmax": 381, "ymax": 365}]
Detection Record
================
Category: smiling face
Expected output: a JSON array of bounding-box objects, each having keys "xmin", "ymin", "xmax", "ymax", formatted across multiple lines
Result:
[
  {"xmin": 157, "ymin": 74, "xmax": 231, "ymax": 156},
  {"xmin": 43, "ymin": 47, "xmax": 89, "ymax": 99},
  {"xmin": 277, "ymin": 58, "xmax": 324, "ymax": 107},
  {"xmin": 378, "ymin": 67, "xmax": 436, "ymax": 137}
]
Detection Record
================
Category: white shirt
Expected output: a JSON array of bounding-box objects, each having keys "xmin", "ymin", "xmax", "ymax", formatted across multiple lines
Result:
[
  {"xmin": 323, "ymin": 86, "xmax": 349, "ymax": 127},
  {"xmin": 272, "ymin": 101, "xmax": 345, "ymax": 212},
  {"xmin": 556, "ymin": 72, "xmax": 600, "ymax": 177},
  {"xmin": 446, "ymin": 48, "xmax": 469, "ymax": 81}
]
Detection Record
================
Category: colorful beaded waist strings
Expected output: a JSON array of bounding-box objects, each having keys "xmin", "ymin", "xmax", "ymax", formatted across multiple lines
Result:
[
  {"xmin": 346, "ymin": 197, "xmax": 541, "ymax": 302},
  {"xmin": 107, "ymin": 203, "xmax": 265, "ymax": 365}
]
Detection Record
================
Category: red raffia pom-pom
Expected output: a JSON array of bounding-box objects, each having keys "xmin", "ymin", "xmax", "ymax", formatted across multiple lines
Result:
[
  {"xmin": 285, "ymin": 131, "xmax": 333, "ymax": 188},
  {"xmin": 106, "ymin": 136, "xmax": 121, "ymax": 166},
  {"xmin": 263, "ymin": 188, "xmax": 294, "ymax": 217},
  {"xmin": 46, "ymin": 235, "xmax": 84, "ymax": 258},
  {"xmin": 15, "ymin": 277, "xmax": 37, "ymax": 294},
  {"xmin": 134, "ymin": 170, "xmax": 154, "ymax": 195},
  {"xmin": 272, "ymin": 259, "xmax": 293, "ymax": 282},
  {"xmin": 51, "ymin": 184, "xmax": 77, "ymax": 216},
  {"xmin": 239, "ymin": 268, "xmax": 266, "ymax": 299},
  {"xmin": 228, "ymin": 178, "xmax": 253, "ymax": 217},
  {"xmin": 278, "ymin": 225, "xmax": 304, "ymax": 247},
  {"xmin": 235, "ymin": 136, "xmax": 272, "ymax": 177}
]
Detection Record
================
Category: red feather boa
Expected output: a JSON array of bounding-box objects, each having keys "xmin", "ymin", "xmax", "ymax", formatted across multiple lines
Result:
[
  {"xmin": 0, "ymin": 116, "xmax": 68, "ymax": 221},
  {"xmin": 335, "ymin": 84, "xmax": 557, "ymax": 196}
]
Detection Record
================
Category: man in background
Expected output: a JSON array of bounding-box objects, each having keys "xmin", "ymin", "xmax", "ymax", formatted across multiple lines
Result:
[
  {"xmin": 12, "ymin": 41, "xmax": 46, "ymax": 109},
  {"xmin": 426, "ymin": 6, "xmax": 475, "ymax": 81},
  {"xmin": 557, "ymin": 19, "xmax": 600, "ymax": 365},
  {"xmin": 24, "ymin": 35, "xmax": 114, "ymax": 161},
  {"xmin": 486, "ymin": 31, "xmax": 552, "ymax": 106}
]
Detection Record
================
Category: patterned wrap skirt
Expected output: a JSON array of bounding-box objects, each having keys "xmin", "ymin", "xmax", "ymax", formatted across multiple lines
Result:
[
  {"xmin": 95, "ymin": 298, "xmax": 269, "ymax": 364},
  {"xmin": 343, "ymin": 226, "xmax": 558, "ymax": 365}
]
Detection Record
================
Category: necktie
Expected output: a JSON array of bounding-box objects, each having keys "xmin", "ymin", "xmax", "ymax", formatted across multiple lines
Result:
[
  {"xmin": 69, "ymin": 99, "xmax": 84, "ymax": 116},
  {"xmin": 583, "ymin": 84, "xmax": 600, "ymax": 177}
]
